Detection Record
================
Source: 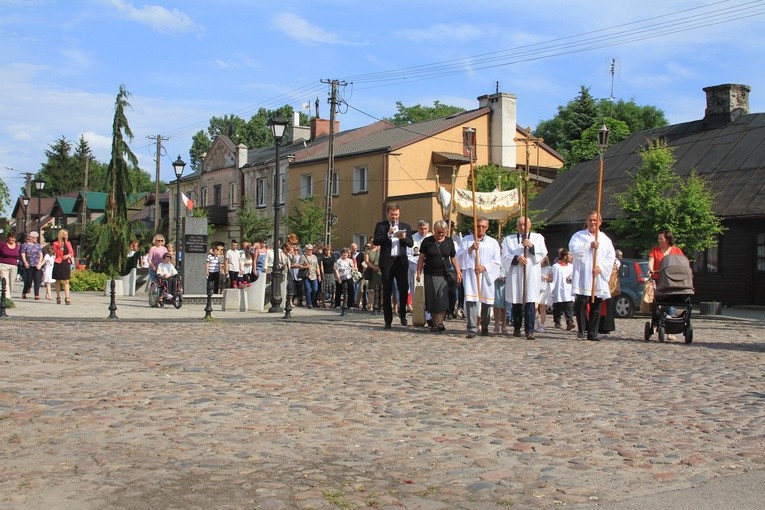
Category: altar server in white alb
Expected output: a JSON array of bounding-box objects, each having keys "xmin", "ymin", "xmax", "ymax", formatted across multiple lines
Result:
[
  {"xmin": 569, "ymin": 211, "xmax": 616, "ymax": 341},
  {"xmin": 502, "ymin": 216, "xmax": 548, "ymax": 339},
  {"xmin": 457, "ymin": 218, "xmax": 501, "ymax": 339}
]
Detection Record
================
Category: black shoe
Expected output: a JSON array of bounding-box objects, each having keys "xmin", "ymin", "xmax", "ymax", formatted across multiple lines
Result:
[
  {"xmin": 577, "ymin": 332, "xmax": 585, "ymax": 340},
  {"xmin": 384, "ymin": 323, "xmax": 392, "ymax": 329},
  {"xmin": 513, "ymin": 328, "xmax": 521, "ymax": 337},
  {"xmin": 526, "ymin": 333, "xmax": 535, "ymax": 340},
  {"xmin": 437, "ymin": 324, "xmax": 446, "ymax": 332},
  {"xmin": 481, "ymin": 329, "xmax": 489, "ymax": 337},
  {"xmin": 400, "ymin": 317, "xmax": 408, "ymax": 326},
  {"xmin": 466, "ymin": 332, "xmax": 476, "ymax": 339},
  {"xmin": 588, "ymin": 334, "xmax": 600, "ymax": 341},
  {"xmin": 554, "ymin": 323, "xmax": 562, "ymax": 329}
]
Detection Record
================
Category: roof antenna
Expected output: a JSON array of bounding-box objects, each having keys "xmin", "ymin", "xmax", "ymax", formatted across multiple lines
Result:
[{"xmin": 608, "ymin": 58, "xmax": 618, "ymax": 117}]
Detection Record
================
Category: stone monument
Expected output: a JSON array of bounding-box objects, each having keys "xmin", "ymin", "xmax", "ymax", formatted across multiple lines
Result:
[{"xmin": 181, "ymin": 217, "xmax": 208, "ymax": 295}]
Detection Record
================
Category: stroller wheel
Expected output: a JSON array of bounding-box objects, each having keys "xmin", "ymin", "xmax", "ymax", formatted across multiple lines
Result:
[
  {"xmin": 684, "ymin": 324, "xmax": 693, "ymax": 344},
  {"xmin": 173, "ymin": 294, "xmax": 182, "ymax": 309},
  {"xmin": 644, "ymin": 321, "xmax": 652, "ymax": 342},
  {"xmin": 658, "ymin": 326, "xmax": 666, "ymax": 343}
]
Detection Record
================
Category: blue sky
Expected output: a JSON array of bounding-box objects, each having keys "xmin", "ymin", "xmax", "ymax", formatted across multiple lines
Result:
[{"xmin": 2, "ymin": 0, "xmax": 764, "ymax": 208}]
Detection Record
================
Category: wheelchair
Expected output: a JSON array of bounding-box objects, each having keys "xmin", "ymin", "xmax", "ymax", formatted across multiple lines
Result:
[{"xmin": 148, "ymin": 274, "xmax": 183, "ymax": 309}]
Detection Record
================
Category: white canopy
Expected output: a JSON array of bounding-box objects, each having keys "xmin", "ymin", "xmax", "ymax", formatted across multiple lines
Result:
[{"xmin": 438, "ymin": 186, "xmax": 521, "ymax": 226}]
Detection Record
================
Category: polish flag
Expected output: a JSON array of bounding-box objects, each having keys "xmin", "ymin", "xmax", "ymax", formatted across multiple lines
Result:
[{"xmin": 181, "ymin": 192, "xmax": 194, "ymax": 211}]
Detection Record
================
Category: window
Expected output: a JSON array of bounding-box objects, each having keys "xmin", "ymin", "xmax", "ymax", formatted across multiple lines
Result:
[
  {"xmin": 229, "ymin": 183, "xmax": 236, "ymax": 209},
  {"xmin": 353, "ymin": 234, "xmax": 368, "ymax": 248},
  {"xmin": 331, "ymin": 171, "xmax": 339, "ymax": 196},
  {"xmin": 256, "ymin": 178, "xmax": 267, "ymax": 208},
  {"xmin": 353, "ymin": 166, "xmax": 368, "ymax": 194},
  {"xmin": 693, "ymin": 236, "xmax": 720, "ymax": 274},
  {"xmin": 300, "ymin": 174, "xmax": 313, "ymax": 198},
  {"xmin": 757, "ymin": 233, "xmax": 765, "ymax": 271},
  {"xmin": 200, "ymin": 187, "xmax": 207, "ymax": 208},
  {"xmin": 213, "ymin": 185, "xmax": 222, "ymax": 206}
]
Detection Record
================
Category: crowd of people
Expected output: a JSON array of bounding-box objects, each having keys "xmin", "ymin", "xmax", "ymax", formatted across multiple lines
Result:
[
  {"xmin": 266, "ymin": 202, "xmax": 654, "ymax": 342},
  {"xmin": 0, "ymin": 229, "xmax": 75, "ymax": 304}
]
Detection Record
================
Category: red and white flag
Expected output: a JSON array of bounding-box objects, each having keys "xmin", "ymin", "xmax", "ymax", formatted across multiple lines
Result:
[{"xmin": 181, "ymin": 192, "xmax": 194, "ymax": 211}]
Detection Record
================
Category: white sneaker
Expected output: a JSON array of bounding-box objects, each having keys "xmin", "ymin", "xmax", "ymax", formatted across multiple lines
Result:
[
  {"xmin": 165, "ymin": 293, "xmax": 173, "ymax": 300},
  {"xmin": 536, "ymin": 325, "xmax": 545, "ymax": 333}
]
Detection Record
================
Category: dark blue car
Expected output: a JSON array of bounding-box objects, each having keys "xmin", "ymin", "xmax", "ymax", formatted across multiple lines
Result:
[{"xmin": 614, "ymin": 258, "xmax": 649, "ymax": 318}]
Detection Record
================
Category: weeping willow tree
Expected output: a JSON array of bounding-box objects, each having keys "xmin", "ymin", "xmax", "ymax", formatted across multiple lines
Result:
[{"xmin": 85, "ymin": 85, "xmax": 140, "ymax": 275}]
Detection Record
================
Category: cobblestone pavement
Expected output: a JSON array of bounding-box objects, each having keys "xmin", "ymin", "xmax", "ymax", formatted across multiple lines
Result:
[{"xmin": 1, "ymin": 293, "xmax": 764, "ymax": 509}]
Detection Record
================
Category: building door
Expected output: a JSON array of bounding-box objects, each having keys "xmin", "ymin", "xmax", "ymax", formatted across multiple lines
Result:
[{"xmin": 755, "ymin": 232, "xmax": 765, "ymax": 305}]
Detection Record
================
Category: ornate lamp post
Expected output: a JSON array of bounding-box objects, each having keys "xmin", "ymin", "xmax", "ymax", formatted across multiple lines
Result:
[
  {"xmin": 33, "ymin": 179, "xmax": 45, "ymax": 234},
  {"xmin": 21, "ymin": 195, "xmax": 30, "ymax": 234},
  {"xmin": 268, "ymin": 116, "xmax": 289, "ymax": 313},
  {"xmin": 172, "ymin": 155, "xmax": 186, "ymax": 267}
]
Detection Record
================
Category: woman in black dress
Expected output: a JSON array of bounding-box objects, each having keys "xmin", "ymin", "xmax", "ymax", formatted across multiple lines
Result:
[{"xmin": 416, "ymin": 220, "xmax": 462, "ymax": 332}]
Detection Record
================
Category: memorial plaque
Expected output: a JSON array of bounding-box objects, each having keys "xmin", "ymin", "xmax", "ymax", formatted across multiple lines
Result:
[{"xmin": 184, "ymin": 234, "xmax": 208, "ymax": 254}]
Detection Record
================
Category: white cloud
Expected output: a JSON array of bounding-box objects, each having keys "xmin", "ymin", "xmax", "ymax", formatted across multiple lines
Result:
[
  {"xmin": 272, "ymin": 12, "xmax": 349, "ymax": 45},
  {"xmin": 106, "ymin": 0, "xmax": 202, "ymax": 35},
  {"xmin": 395, "ymin": 23, "xmax": 489, "ymax": 42},
  {"xmin": 214, "ymin": 57, "xmax": 261, "ymax": 70}
]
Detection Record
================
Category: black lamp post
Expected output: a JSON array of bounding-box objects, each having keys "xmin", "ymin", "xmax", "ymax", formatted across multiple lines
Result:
[
  {"xmin": 21, "ymin": 195, "xmax": 30, "ymax": 234},
  {"xmin": 268, "ymin": 116, "xmax": 289, "ymax": 313},
  {"xmin": 33, "ymin": 179, "xmax": 45, "ymax": 234},
  {"xmin": 172, "ymin": 155, "xmax": 186, "ymax": 266}
]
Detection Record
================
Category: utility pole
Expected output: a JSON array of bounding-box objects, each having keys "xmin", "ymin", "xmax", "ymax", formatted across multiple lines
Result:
[
  {"xmin": 321, "ymin": 79, "xmax": 346, "ymax": 246},
  {"xmin": 25, "ymin": 173, "xmax": 32, "ymax": 234},
  {"xmin": 148, "ymin": 135, "xmax": 169, "ymax": 234}
]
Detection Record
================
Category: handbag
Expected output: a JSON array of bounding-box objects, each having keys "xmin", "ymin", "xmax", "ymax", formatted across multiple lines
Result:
[
  {"xmin": 640, "ymin": 281, "xmax": 654, "ymax": 313},
  {"xmin": 608, "ymin": 262, "xmax": 621, "ymax": 296},
  {"xmin": 437, "ymin": 241, "xmax": 456, "ymax": 285},
  {"xmin": 351, "ymin": 269, "xmax": 362, "ymax": 283}
]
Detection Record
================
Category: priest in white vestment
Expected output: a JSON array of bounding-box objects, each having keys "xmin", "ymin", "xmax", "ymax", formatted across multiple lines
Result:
[
  {"xmin": 569, "ymin": 211, "xmax": 616, "ymax": 341},
  {"xmin": 457, "ymin": 218, "xmax": 501, "ymax": 338},
  {"xmin": 502, "ymin": 217, "xmax": 548, "ymax": 339}
]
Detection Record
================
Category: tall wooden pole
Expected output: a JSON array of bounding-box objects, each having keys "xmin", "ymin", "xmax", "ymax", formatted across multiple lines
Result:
[
  {"xmin": 464, "ymin": 128, "xmax": 480, "ymax": 295},
  {"xmin": 591, "ymin": 124, "xmax": 609, "ymax": 303}
]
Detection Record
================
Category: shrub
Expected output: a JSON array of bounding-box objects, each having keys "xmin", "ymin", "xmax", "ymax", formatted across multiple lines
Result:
[{"xmin": 69, "ymin": 269, "xmax": 109, "ymax": 292}]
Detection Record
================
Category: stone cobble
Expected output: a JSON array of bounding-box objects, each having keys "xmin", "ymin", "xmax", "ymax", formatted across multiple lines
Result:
[{"xmin": 1, "ymin": 294, "xmax": 764, "ymax": 509}]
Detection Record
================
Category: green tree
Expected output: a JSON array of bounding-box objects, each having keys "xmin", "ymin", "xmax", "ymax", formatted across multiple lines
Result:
[
  {"xmin": 189, "ymin": 106, "xmax": 310, "ymax": 172},
  {"xmin": 566, "ymin": 118, "xmax": 630, "ymax": 170},
  {"xmin": 386, "ymin": 100, "xmax": 465, "ymax": 126},
  {"xmin": 535, "ymin": 86, "xmax": 598, "ymax": 154},
  {"xmin": 286, "ymin": 197, "xmax": 325, "ymax": 246},
  {"xmin": 37, "ymin": 136, "xmax": 81, "ymax": 195},
  {"xmin": 238, "ymin": 197, "xmax": 273, "ymax": 242},
  {"xmin": 611, "ymin": 139, "xmax": 725, "ymax": 256},
  {"xmin": 0, "ymin": 176, "xmax": 10, "ymax": 216},
  {"xmin": 85, "ymin": 85, "xmax": 141, "ymax": 275},
  {"xmin": 597, "ymin": 98, "xmax": 667, "ymax": 133}
]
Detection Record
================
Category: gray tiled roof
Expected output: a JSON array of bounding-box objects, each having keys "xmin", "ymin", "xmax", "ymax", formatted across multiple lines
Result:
[{"xmin": 532, "ymin": 113, "xmax": 765, "ymax": 224}]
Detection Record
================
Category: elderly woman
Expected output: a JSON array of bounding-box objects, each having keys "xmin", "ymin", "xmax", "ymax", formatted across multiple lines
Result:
[
  {"xmin": 416, "ymin": 220, "xmax": 461, "ymax": 332},
  {"xmin": 0, "ymin": 232, "xmax": 21, "ymax": 295},
  {"xmin": 20, "ymin": 231, "xmax": 43, "ymax": 300},
  {"xmin": 298, "ymin": 244, "xmax": 321, "ymax": 309}
]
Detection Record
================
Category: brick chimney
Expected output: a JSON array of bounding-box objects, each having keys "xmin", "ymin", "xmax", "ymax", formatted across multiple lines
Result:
[
  {"xmin": 702, "ymin": 83, "xmax": 751, "ymax": 128},
  {"xmin": 310, "ymin": 118, "xmax": 340, "ymax": 140}
]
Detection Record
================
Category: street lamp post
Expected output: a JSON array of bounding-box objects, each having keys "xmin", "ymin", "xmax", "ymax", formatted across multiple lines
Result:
[
  {"xmin": 21, "ymin": 195, "xmax": 30, "ymax": 234},
  {"xmin": 33, "ymin": 179, "xmax": 45, "ymax": 234},
  {"xmin": 268, "ymin": 116, "xmax": 289, "ymax": 313},
  {"xmin": 172, "ymin": 155, "xmax": 186, "ymax": 268}
]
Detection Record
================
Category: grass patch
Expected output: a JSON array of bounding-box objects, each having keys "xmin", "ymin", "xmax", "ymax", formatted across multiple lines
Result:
[{"xmin": 322, "ymin": 488, "xmax": 354, "ymax": 510}]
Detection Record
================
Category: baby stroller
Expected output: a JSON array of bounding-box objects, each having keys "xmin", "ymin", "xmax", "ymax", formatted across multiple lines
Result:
[
  {"xmin": 148, "ymin": 274, "xmax": 183, "ymax": 309},
  {"xmin": 644, "ymin": 254, "xmax": 694, "ymax": 343}
]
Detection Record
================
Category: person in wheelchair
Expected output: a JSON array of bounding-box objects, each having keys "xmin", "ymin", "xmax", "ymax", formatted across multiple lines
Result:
[{"xmin": 156, "ymin": 252, "xmax": 178, "ymax": 300}]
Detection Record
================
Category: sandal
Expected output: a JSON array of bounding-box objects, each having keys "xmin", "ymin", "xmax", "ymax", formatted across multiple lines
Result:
[
  {"xmin": 57, "ymin": 297, "xmax": 61, "ymax": 304},
  {"xmin": 65, "ymin": 298, "xmax": 71, "ymax": 305}
]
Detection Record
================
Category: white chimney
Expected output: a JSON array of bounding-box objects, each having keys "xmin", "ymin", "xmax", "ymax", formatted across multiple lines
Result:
[{"xmin": 477, "ymin": 92, "xmax": 517, "ymax": 169}]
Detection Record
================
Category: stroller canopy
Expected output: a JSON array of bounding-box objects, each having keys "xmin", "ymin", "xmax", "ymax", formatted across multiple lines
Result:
[{"xmin": 656, "ymin": 254, "xmax": 694, "ymax": 297}]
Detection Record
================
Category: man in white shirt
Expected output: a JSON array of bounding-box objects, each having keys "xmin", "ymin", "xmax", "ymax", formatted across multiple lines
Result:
[
  {"xmin": 502, "ymin": 216, "xmax": 548, "ymax": 339},
  {"xmin": 457, "ymin": 218, "xmax": 501, "ymax": 339},
  {"xmin": 224, "ymin": 239, "xmax": 244, "ymax": 288},
  {"xmin": 569, "ymin": 211, "xmax": 616, "ymax": 341}
]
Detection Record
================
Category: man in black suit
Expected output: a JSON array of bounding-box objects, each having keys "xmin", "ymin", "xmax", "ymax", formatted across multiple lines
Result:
[{"xmin": 373, "ymin": 202, "xmax": 414, "ymax": 328}]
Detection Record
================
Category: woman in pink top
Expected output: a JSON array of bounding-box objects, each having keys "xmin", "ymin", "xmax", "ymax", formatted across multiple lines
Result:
[
  {"xmin": 146, "ymin": 234, "xmax": 168, "ymax": 283},
  {"xmin": 53, "ymin": 229, "xmax": 75, "ymax": 304}
]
